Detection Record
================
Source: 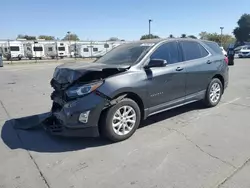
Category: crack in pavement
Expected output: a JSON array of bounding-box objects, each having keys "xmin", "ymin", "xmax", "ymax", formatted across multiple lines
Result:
[
  {"xmin": 166, "ymin": 127, "xmax": 237, "ymax": 169},
  {"xmin": 0, "ymin": 100, "xmax": 51, "ymax": 188},
  {"xmin": 216, "ymin": 158, "xmax": 250, "ymax": 188}
]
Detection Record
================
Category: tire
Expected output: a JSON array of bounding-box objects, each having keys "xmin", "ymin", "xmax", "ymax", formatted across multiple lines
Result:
[
  {"xmin": 228, "ymin": 59, "xmax": 234, "ymax": 66},
  {"xmin": 100, "ymin": 98, "xmax": 141, "ymax": 142},
  {"xmin": 203, "ymin": 78, "xmax": 223, "ymax": 107}
]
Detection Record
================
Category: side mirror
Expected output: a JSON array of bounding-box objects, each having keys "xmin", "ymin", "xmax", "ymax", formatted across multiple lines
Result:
[{"xmin": 145, "ymin": 59, "xmax": 167, "ymax": 69}]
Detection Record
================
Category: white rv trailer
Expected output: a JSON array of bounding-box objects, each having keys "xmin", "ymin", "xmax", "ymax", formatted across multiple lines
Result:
[
  {"xmin": 71, "ymin": 41, "xmax": 123, "ymax": 58},
  {"xmin": 24, "ymin": 42, "xmax": 45, "ymax": 59},
  {"xmin": 2, "ymin": 41, "xmax": 25, "ymax": 60},
  {"xmin": 57, "ymin": 42, "xmax": 69, "ymax": 58},
  {"xmin": 44, "ymin": 43, "xmax": 57, "ymax": 59}
]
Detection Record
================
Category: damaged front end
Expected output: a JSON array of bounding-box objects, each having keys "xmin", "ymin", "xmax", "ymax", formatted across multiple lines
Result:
[
  {"xmin": 36, "ymin": 63, "xmax": 129, "ymax": 137},
  {"xmin": 14, "ymin": 62, "xmax": 129, "ymax": 136}
]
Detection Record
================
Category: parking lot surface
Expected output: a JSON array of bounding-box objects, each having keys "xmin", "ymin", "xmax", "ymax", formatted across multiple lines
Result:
[{"xmin": 1, "ymin": 59, "xmax": 250, "ymax": 188}]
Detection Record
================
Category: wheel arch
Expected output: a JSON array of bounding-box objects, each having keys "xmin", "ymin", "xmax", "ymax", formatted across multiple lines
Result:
[
  {"xmin": 212, "ymin": 74, "xmax": 225, "ymax": 93},
  {"xmin": 111, "ymin": 92, "xmax": 145, "ymax": 122},
  {"xmin": 98, "ymin": 91, "xmax": 146, "ymax": 128}
]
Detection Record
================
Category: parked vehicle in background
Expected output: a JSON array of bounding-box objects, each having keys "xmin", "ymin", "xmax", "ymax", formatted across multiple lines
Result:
[
  {"xmin": 72, "ymin": 43, "xmax": 109, "ymax": 58},
  {"xmin": 227, "ymin": 44, "xmax": 235, "ymax": 66},
  {"xmin": 220, "ymin": 46, "xmax": 227, "ymax": 57},
  {"xmin": 238, "ymin": 45, "xmax": 250, "ymax": 58},
  {"xmin": 43, "ymin": 38, "xmax": 229, "ymax": 142},
  {"xmin": 57, "ymin": 42, "xmax": 69, "ymax": 58},
  {"xmin": 44, "ymin": 43, "xmax": 57, "ymax": 59},
  {"xmin": 24, "ymin": 42, "xmax": 45, "ymax": 60},
  {"xmin": 72, "ymin": 42, "xmax": 123, "ymax": 58},
  {"xmin": 1, "ymin": 41, "xmax": 24, "ymax": 60}
]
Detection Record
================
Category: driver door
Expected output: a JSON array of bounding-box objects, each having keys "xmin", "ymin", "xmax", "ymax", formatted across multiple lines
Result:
[{"xmin": 145, "ymin": 41, "xmax": 186, "ymax": 113}]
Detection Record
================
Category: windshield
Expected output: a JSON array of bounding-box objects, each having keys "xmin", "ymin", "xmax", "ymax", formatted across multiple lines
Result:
[{"xmin": 94, "ymin": 43, "xmax": 154, "ymax": 65}]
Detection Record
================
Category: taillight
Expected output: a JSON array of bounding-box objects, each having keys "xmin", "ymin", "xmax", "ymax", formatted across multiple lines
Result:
[{"xmin": 224, "ymin": 57, "xmax": 228, "ymax": 64}]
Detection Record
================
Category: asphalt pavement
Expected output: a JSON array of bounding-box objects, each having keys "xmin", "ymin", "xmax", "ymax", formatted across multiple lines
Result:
[{"xmin": 0, "ymin": 59, "xmax": 250, "ymax": 188}]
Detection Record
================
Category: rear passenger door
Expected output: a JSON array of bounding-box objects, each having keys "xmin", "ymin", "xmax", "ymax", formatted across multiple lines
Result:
[{"xmin": 179, "ymin": 40, "xmax": 211, "ymax": 97}]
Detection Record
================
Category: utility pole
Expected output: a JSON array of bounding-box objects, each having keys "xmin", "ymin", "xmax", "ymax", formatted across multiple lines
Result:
[
  {"xmin": 7, "ymin": 39, "xmax": 12, "ymax": 64},
  {"xmin": 34, "ymin": 41, "xmax": 38, "ymax": 63},
  {"xmin": 67, "ymin": 31, "xmax": 71, "ymax": 57},
  {"xmin": 149, "ymin": 19, "xmax": 152, "ymax": 39},
  {"xmin": 55, "ymin": 39, "xmax": 58, "ymax": 60},
  {"xmin": 220, "ymin": 27, "xmax": 224, "ymax": 47}
]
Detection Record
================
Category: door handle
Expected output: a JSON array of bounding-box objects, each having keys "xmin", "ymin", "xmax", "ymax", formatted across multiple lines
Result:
[
  {"xmin": 207, "ymin": 60, "xmax": 212, "ymax": 64},
  {"xmin": 176, "ymin": 67, "xmax": 184, "ymax": 71}
]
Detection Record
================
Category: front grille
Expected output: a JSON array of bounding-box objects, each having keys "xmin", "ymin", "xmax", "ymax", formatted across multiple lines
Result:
[
  {"xmin": 50, "ymin": 79, "xmax": 72, "ymax": 103},
  {"xmin": 51, "ymin": 102, "xmax": 63, "ymax": 112},
  {"xmin": 43, "ymin": 116, "xmax": 63, "ymax": 133},
  {"xmin": 242, "ymin": 52, "xmax": 249, "ymax": 55},
  {"xmin": 50, "ymin": 79, "xmax": 70, "ymax": 91}
]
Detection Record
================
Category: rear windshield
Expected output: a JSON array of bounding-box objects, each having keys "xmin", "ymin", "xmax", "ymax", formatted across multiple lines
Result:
[
  {"xmin": 10, "ymin": 46, "xmax": 20, "ymax": 51},
  {"xmin": 203, "ymin": 41, "xmax": 223, "ymax": 54},
  {"xmin": 94, "ymin": 43, "xmax": 155, "ymax": 65}
]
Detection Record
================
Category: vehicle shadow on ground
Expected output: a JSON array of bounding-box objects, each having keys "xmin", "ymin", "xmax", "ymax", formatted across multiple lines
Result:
[{"xmin": 1, "ymin": 102, "xmax": 205, "ymax": 153}]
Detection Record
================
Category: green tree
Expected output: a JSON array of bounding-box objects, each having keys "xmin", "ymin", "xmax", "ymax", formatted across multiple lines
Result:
[
  {"xmin": 140, "ymin": 34, "xmax": 160, "ymax": 40},
  {"xmin": 199, "ymin": 32, "xmax": 209, "ymax": 40},
  {"xmin": 38, "ymin": 35, "xmax": 55, "ymax": 40},
  {"xmin": 169, "ymin": 34, "xmax": 174, "ymax": 38},
  {"xmin": 181, "ymin": 34, "xmax": 187, "ymax": 38},
  {"xmin": 62, "ymin": 33, "xmax": 80, "ymax": 41},
  {"xmin": 233, "ymin": 14, "xmax": 250, "ymax": 43},
  {"xmin": 188, "ymin": 35, "xmax": 197, "ymax": 39},
  {"xmin": 108, "ymin": 37, "xmax": 120, "ymax": 41},
  {"xmin": 17, "ymin": 34, "xmax": 36, "ymax": 40},
  {"xmin": 198, "ymin": 32, "xmax": 236, "ymax": 49}
]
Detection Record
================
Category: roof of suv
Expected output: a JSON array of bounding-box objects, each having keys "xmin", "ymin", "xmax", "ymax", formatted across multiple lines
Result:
[{"xmin": 131, "ymin": 38, "xmax": 213, "ymax": 45}]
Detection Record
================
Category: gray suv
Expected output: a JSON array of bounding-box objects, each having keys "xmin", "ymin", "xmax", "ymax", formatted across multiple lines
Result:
[{"xmin": 44, "ymin": 38, "xmax": 229, "ymax": 142}]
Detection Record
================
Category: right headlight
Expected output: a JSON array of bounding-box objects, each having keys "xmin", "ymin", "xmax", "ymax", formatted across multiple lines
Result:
[{"xmin": 66, "ymin": 81, "xmax": 104, "ymax": 98}]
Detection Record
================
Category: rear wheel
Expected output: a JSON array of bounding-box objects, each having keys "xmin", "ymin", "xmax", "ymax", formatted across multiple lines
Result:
[
  {"xmin": 203, "ymin": 78, "xmax": 223, "ymax": 107},
  {"xmin": 100, "ymin": 98, "xmax": 141, "ymax": 142}
]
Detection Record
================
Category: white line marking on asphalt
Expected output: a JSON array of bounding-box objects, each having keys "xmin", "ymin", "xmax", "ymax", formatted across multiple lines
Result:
[
  {"xmin": 187, "ymin": 97, "xmax": 241, "ymax": 122},
  {"xmin": 220, "ymin": 97, "xmax": 241, "ymax": 106}
]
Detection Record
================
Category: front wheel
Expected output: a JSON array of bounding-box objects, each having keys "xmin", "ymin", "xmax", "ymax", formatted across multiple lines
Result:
[
  {"xmin": 203, "ymin": 78, "xmax": 223, "ymax": 107},
  {"xmin": 100, "ymin": 98, "xmax": 141, "ymax": 142}
]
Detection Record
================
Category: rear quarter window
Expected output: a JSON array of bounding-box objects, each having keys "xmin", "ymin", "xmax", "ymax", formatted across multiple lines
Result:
[
  {"xmin": 203, "ymin": 41, "xmax": 223, "ymax": 55},
  {"xmin": 180, "ymin": 41, "xmax": 209, "ymax": 61}
]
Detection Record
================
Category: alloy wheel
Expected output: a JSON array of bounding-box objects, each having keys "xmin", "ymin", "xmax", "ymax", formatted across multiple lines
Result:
[{"xmin": 112, "ymin": 105, "xmax": 136, "ymax": 136}]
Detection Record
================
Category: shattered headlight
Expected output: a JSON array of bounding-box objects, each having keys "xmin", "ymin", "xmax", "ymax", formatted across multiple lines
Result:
[{"xmin": 66, "ymin": 81, "xmax": 104, "ymax": 98}]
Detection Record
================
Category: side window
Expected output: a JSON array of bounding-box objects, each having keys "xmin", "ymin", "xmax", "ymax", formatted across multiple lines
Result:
[
  {"xmin": 181, "ymin": 41, "xmax": 209, "ymax": 61},
  {"xmin": 150, "ymin": 42, "xmax": 181, "ymax": 64},
  {"xmin": 203, "ymin": 41, "xmax": 223, "ymax": 55}
]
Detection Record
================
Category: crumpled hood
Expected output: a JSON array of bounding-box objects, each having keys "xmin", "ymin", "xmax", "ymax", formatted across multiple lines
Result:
[{"xmin": 53, "ymin": 62, "xmax": 130, "ymax": 84}]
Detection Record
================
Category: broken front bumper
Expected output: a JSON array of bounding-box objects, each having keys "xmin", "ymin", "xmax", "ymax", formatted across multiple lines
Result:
[{"xmin": 42, "ymin": 90, "xmax": 106, "ymax": 137}]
